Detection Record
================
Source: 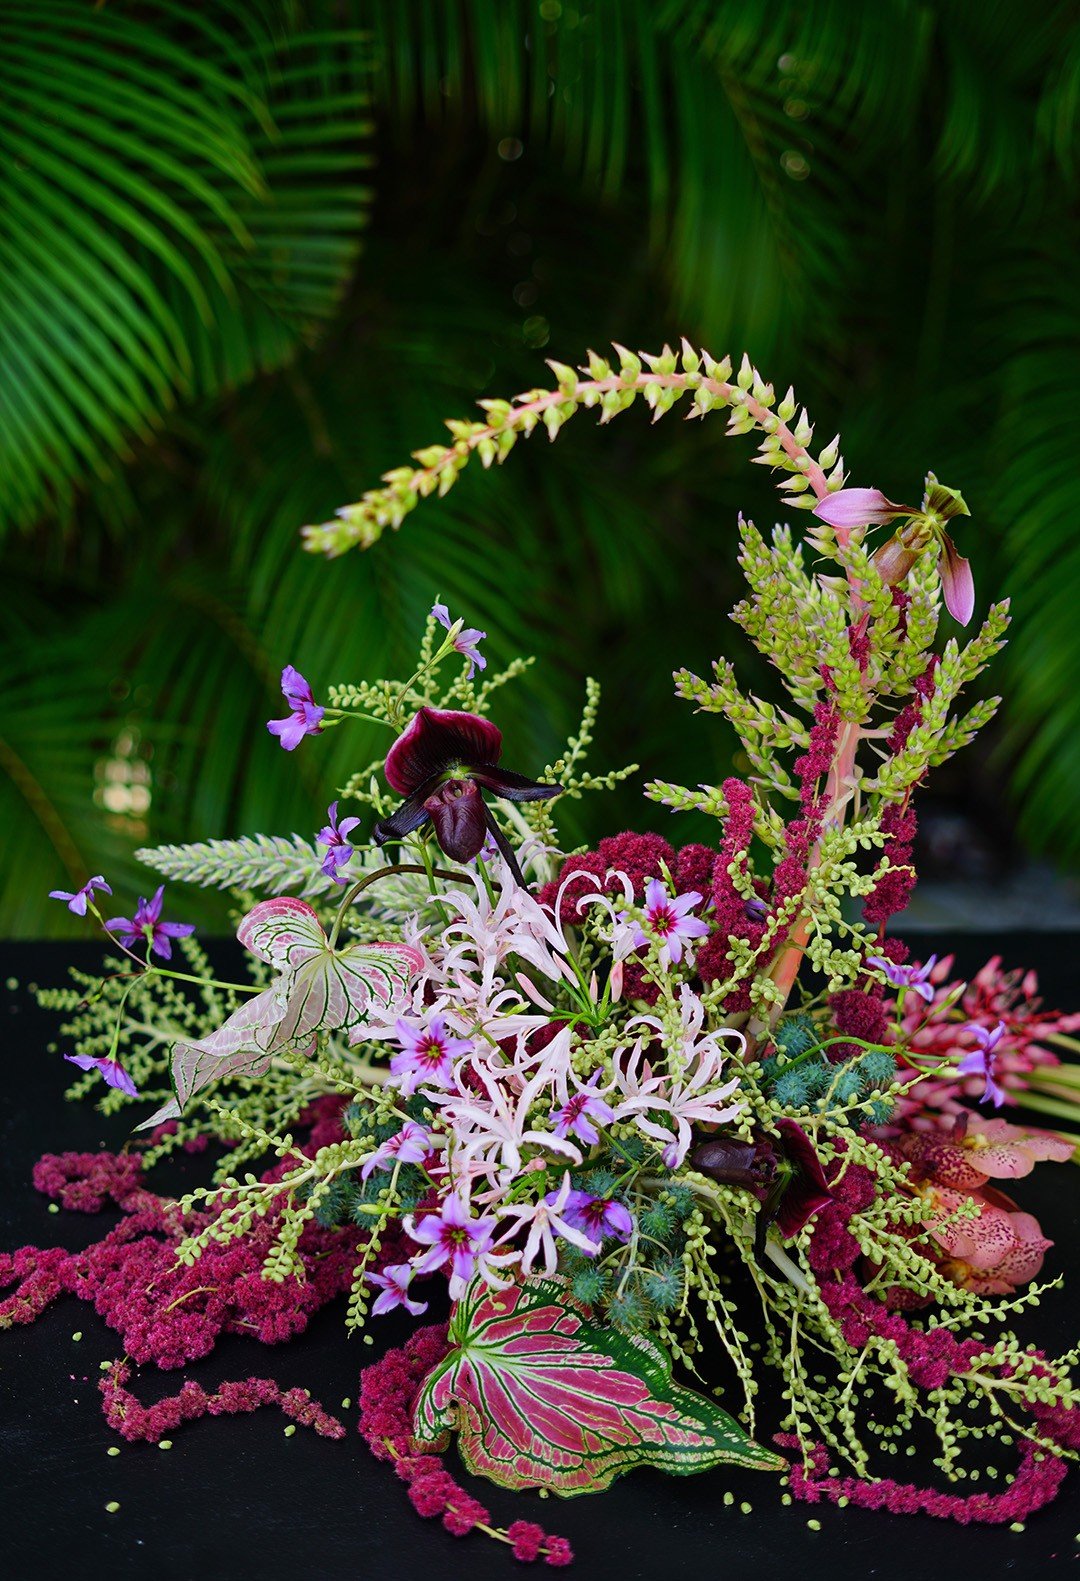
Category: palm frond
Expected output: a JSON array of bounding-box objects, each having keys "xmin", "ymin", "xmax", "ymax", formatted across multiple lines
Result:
[{"xmin": 0, "ymin": 3, "xmax": 372, "ymax": 532}]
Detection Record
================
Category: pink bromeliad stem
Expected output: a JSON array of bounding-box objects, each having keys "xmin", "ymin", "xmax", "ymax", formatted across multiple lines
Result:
[
  {"xmin": 756, "ymin": 514, "xmax": 863, "ymax": 1038},
  {"xmin": 761, "ymin": 718, "xmax": 861, "ymax": 1033}
]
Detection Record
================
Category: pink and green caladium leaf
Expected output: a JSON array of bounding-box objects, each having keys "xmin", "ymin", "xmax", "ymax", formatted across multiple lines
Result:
[
  {"xmin": 412, "ymin": 1276, "xmax": 784, "ymax": 1495},
  {"xmin": 138, "ymin": 898, "xmax": 423, "ymax": 1127}
]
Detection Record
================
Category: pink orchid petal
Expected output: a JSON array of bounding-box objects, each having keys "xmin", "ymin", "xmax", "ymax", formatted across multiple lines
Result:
[{"xmin": 939, "ymin": 533, "xmax": 975, "ymax": 625}]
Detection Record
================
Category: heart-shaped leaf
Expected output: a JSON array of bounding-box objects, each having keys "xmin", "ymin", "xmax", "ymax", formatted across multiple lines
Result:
[
  {"xmin": 412, "ymin": 1276, "xmax": 784, "ymax": 1495},
  {"xmin": 138, "ymin": 898, "xmax": 423, "ymax": 1127}
]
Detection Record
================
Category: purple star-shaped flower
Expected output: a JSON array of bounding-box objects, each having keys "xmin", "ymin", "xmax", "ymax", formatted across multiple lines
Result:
[
  {"xmin": 49, "ymin": 875, "xmax": 111, "ymax": 917},
  {"xmin": 105, "ymin": 886, "xmax": 195, "ymax": 960},
  {"xmin": 367, "ymin": 1263, "xmax": 429, "ymax": 1317},
  {"xmin": 360, "ymin": 1120, "xmax": 431, "ymax": 1181},
  {"xmin": 551, "ymin": 1074, "xmax": 615, "ymax": 1146},
  {"xmin": 956, "ymin": 1019, "xmax": 1007, "ymax": 1108},
  {"xmin": 316, "ymin": 800, "xmax": 361, "ymax": 884},
  {"xmin": 407, "ymin": 1195, "xmax": 497, "ymax": 1289},
  {"xmin": 64, "ymin": 1052, "xmax": 139, "ymax": 1097},
  {"xmin": 867, "ymin": 953, "xmax": 938, "ymax": 1003},
  {"xmin": 267, "ymin": 665, "xmax": 325, "ymax": 751},
  {"xmin": 390, "ymin": 1015, "xmax": 473, "ymax": 1096},
  {"xmin": 561, "ymin": 1190, "xmax": 633, "ymax": 1243},
  {"xmin": 623, "ymin": 879, "xmax": 710, "ymax": 967},
  {"xmin": 432, "ymin": 601, "xmax": 487, "ymax": 680}
]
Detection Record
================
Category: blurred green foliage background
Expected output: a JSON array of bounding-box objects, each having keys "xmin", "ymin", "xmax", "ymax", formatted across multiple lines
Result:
[{"xmin": 3, "ymin": 0, "xmax": 1080, "ymax": 935}]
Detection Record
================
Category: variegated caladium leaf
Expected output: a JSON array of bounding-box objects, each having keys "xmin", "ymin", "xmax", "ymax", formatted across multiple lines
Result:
[
  {"xmin": 138, "ymin": 897, "xmax": 423, "ymax": 1127},
  {"xmin": 412, "ymin": 1276, "xmax": 785, "ymax": 1495}
]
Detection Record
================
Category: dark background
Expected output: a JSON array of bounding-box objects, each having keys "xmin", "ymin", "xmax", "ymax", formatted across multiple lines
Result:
[
  {"xmin": 3, "ymin": 935, "xmax": 1079, "ymax": 1579},
  {"xmin": 5, "ymin": 2, "xmax": 1080, "ymax": 937}
]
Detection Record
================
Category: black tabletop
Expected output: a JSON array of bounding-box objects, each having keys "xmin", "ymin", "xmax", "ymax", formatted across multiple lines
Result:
[{"xmin": 3, "ymin": 935, "xmax": 1079, "ymax": 1581}]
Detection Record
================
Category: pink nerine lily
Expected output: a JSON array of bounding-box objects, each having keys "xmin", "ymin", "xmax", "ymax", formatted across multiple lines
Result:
[
  {"xmin": 437, "ymin": 1056, "xmax": 582, "ymax": 1181},
  {"xmin": 614, "ymin": 990, "xmax": 744, "ymax": 1167}
]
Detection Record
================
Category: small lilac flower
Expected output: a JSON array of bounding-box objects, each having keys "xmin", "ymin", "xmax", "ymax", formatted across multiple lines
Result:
[
  {"xmin": 561, "ymin": 1190, "xmax": 633, "ymax": 1244},
  {"xmin": 316, "ymin": 800, "xmax": 361, "ymax": 884},
  {"xmin": 551, "ymin": 1074, "xmax": 615, "ymax": 1146},
  {"xmin": 390, "ymin": 1015, "xmax": 473, "ymax": 1096},
  {"xmin": 49, "ymin": 876, "xmax": 111, "ymax": 917},
  {"xmin": 64, "ymin": 1052, "xmax": 139, "ymax": 1098},
  {"xmin": 744, "ymin": 895, "xmax": 769, "ymax": 925},
  {"xmin": 407, "ymin": 1194, "xmax": 497, "ymax": 1292},
  {"xmin": 267, "ymin": 665, "xmax": 325, "ymax": 751},
  {"xmin": 956, "ymin": 1020, "xmax": 1007, "ymax": 1108},
  {"xmin": 367, "ymin": 1263, "xmax": 428, "ymax": 1317},
  {"xmin": 432, "ymin": 601, "xmax": 487, "ymax": 680},
  {"xmin": 360, "ymin": 1120, "xmax": 431, "ymax": 1181},
  {"xmin": 105, "ymin": 886, "xmax": 195, "ymax": 960},
  {"xmin": 623, "ymin": 879, "xmax": 710, "ymax": 967},
  {"xmin": 867, "ymin": 953, "xmax": 938, "ymax": 1003}
]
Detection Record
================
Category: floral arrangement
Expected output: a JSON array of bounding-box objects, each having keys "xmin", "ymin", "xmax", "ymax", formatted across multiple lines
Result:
[{"xmin": 7, "ymin": 343, "xmax": 1080, "ymax": 1565}]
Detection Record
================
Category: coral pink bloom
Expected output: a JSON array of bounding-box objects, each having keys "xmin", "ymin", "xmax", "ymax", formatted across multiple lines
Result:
[
  {"xmin": 924, "ymin": 1183, "xmax": 1052, "ymax": 1295},
  {"xmin": 900, "ymin": 1111, "xmax": 1073, "ymax": 1191}
]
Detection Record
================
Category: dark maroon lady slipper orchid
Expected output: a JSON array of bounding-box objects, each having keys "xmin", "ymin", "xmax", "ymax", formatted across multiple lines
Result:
[
  {"xmin": 373, "ymin": 707, "xmax": 560, "ymax": 883},
  {"xmin": 690, "ymin": 1118, "xmax": 833, "ymax": 1261}
]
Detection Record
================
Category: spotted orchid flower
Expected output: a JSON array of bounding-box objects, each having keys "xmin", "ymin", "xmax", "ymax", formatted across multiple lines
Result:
[
  {"xmin": 432, "ymin": 601, "xmax": 487, "ymax": 680},
  {"xmin": 867, "ymin": 952, "xmax": 938, "ymax": 1003},
  {"xmin": 267, "ymin": 665, "xmax": 325, "ymax": 751},
  {"xmin": 105, "ymin": 886, "xmax": 194, "ymax": 960},
  {"xmin": 956, "ymin": 1019, "xmax": 1007, "ymax": 1107},
  {"xmin": 49, "ymin": 875, "xmax": 111, "ymax": 917},
  {"xmin": 373, "ymin": 707, "xmax": 560, "ymax": 882}
]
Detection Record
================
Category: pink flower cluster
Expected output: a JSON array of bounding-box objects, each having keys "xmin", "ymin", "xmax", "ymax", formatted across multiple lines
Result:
[
  {"xmin": 895, "ymin": 954, "xmax": 1080, "ymax": 1126},
  {"xmin": 357, "ymin": 1324, "xmax": 572, "ymax": 1565}
]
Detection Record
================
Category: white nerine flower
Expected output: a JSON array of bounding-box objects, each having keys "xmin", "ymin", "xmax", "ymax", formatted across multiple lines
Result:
[
  {"xmin": 613, "ymin": 987, "xmax": 745, "ymax": 1167},
  {"xmin": 494, "ymin": 1171, "xmax": 601, "ymax": 1277}
]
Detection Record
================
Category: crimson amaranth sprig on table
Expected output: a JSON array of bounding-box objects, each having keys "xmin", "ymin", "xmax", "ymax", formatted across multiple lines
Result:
[{"xmin": 8, "ymin": 344, "xmax": 1080, "ymax": 1567}]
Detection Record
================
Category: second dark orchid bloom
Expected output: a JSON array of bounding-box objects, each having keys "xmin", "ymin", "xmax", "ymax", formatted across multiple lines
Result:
[
  {"xmin": 373, "ymin": 707, "xmax": 560, "ymax": 883},
  {"xmin": 690, "ymin": 1118, "xmax": 833, "ymax": 1263}
]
